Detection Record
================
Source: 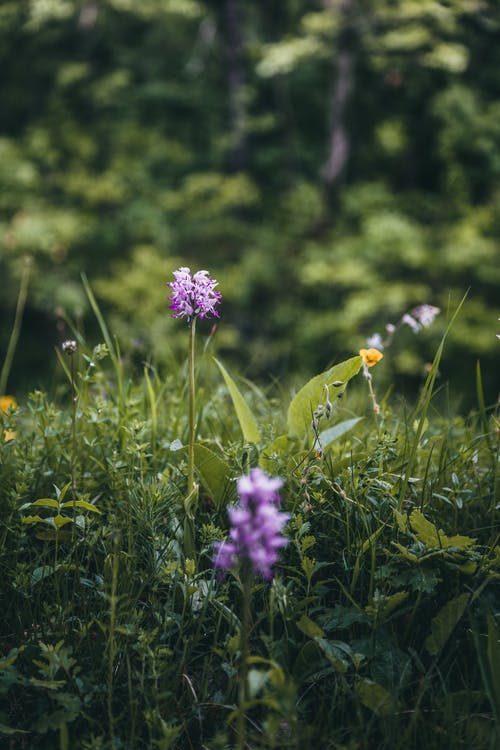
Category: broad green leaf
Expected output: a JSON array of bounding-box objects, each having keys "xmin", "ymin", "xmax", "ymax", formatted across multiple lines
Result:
[
  {"xmin": 287, "ymin": 356, "xmax": 362, "ymax": 439},
  {"xmin": 356, "ymin": 679, "xmax": 398, "ymax": 717},
  {"xmin": 23, "ymin": 515, "xmax": 44, "ymax": 524},
  {"xmin": 409, "ymin": 510, "xmax": 441, "ymax": 547},
  {"xmin": 213, "ymin": 358, "xmax": 260, "ymax": 444},
  {"xmin": 194, "ymin": 443, "xmax": 233, "ymax": 508},
  {"xmin": 296, "ymin": 614, "xmax": 325, "ymax": 639},
  {"xmin": 61, "ymin": 500, "xmax": 101, "ymax": 513},
  {"xmin": 316, "ymin": 417, "xmax": 363, "ymax": 449},
  {"xmin": 52, "ymin": 515, "xmax": 73, "ymax": 529},
  {"xmin": 316, "ymin": 638, "xmax": 349, "ymax": 673},
  {"xmin": 425, "ymin": 593, "xmax": 470, "ymax": 655},
  {"xmin": 31, "ymin": 498, "xmax": 59, "ymax": 509},
  {"xmin": 410, "ymin": 510, "xmax": 476, "ymax": 550}
]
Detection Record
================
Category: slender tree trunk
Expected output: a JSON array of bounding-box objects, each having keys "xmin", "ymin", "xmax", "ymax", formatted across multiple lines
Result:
[
  {"xmin": 322, "ymin": 0, "xmax": 355, "ymax": 192},
  {"xmin": 224, "ymin": 0, "xmax": 248, "ymax": 170}
]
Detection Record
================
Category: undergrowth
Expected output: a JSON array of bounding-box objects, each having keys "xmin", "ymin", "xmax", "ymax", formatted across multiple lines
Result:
[{"xmin": 0, "ymin": 321, "xmax": 499, "ymax": 750}]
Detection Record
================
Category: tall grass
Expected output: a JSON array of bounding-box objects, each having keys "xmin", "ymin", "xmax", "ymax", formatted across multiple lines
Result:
[{"xmin": 0, "ymin": 306, "xmax": 498, "ymax": 749}]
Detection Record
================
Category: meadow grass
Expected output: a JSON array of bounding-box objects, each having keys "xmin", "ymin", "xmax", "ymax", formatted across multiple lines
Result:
[{"xmin": 0, "ymin": 321, "xmax": 499, "ymax": 750}]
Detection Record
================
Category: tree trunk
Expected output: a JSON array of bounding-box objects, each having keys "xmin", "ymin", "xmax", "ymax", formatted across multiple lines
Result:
[
  {"xmin": 322, "ymin": 0, "xmax": 355, "ymax": 192},
  {"xmin": 224, "ymin": 0, "xmax": 248, "ymax": 171}
]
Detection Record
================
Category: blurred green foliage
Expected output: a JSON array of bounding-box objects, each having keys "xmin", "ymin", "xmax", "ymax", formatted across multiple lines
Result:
[{"xmin": 1, "ymin": 0, "xmax": 499, "ymax": 399}]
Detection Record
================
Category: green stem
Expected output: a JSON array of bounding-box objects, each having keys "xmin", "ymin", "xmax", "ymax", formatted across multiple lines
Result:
[
  {"xmin": 70, "ymin": 352, "xmax": 78, "ymax": 499},
  {"xmin": 237, "ymin": 567, "xmax": 252, "ymax": 750},
  {"xmin": 188, "ymin": 316, "xmax": 196, "ymax": 496},
  {"xmin": 0, "ymin": 256, "xmax": 32, "ymax": 395}
]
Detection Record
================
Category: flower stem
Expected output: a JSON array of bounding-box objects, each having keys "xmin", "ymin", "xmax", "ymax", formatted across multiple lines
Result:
[
  {"xmin": 0, "ymin": 256, "xmax": 32, "ymax": 396},
  {"xmin": 70, "ymin": 351, "xmax": 78, "ymax": 499},
  {"xmin": 188, "ymin": 316, "xmax": 196, "ymax": 496},
  {"xmin": 237, "ymin": 567, "xmax": 252, "ymax": 750}
]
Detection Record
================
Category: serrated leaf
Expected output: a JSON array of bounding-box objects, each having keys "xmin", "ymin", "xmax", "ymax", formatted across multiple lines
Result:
[
  {"xmin": 356, "ymin": 678, "xmax": 398, "ymax": 717},
  {"xmin": 61, "ymin": 500, "xmax": 101, "ymax": 513},
  {"xmin": 296, "ymin": 614, "xmax": 325, "ymax": 639},
  {"xmin": 287, "ymin": 356, "xmax": 362, "ymax": 439},
  {"xmin": 409, "ymin": 510, "xmax": 441, "ymax": 547},
  {"xmin": 410, "ymin": 510, "xmax": 476, "ymax": 551},
  {"xmin": 194, "ymin": 443, "xmax": 233, "ymax": 508},
  {"xmin": 425, "ymin": 593, "xmax": 470, "ymax": 656},
  {"xmin": 394, "ymin": 510, "xmax": 409, "ymax": 533},
  {"xmin": 391, "ymin": 542, "xmax": 419, "ymax": 562},
  {"xmin": 214, "ymin": 358, "xmax": 260, "ymax": 443}
]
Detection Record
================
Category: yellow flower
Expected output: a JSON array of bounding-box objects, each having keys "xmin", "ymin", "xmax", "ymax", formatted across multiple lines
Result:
[
  {"xmin": 359, "ymin": 348, "xmax": 384, "ymax": 367},
  {"xmin": 0, "ymin": 395, "xmax": 17, "ymax": 412},
  {"xmin": 1, "ymin": 395, "xmax": 18, "ymax": 442}
]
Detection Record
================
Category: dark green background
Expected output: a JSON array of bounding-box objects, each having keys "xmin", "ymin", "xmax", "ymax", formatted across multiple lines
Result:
[{"xmin": 1, "ymin": 0, "xmax": 499, "ymax": 402}]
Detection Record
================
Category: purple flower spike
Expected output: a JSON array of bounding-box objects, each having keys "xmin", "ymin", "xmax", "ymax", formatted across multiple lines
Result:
[
  {"xmin": 168, "ymin": 267, "xmax": 222, "ymax": 321},
  {"xmin": 214, "ymin": 468, "xmax": 289, "ymax": 581}
]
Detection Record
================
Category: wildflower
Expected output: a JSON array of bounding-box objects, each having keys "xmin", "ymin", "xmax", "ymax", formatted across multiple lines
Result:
[
  {"xmin": 168, "ymin": 267, "xmax": 222, "ymax": 321},
  {"xmin": 61, "ymin": 339, "xmax": 78, "ymax": 354},
  {"xmin": 366, "ymin": 333, "xmax": 384, "ymax": 351},
  {"xmin": 214, "ymin": 468, "xmax": 289, "ymax": 580},
  {"xmin": 402, "ymin": 305, "xmax": 440, "ymax": 333},
  {"xmin": 401, "ymin": 313, "xmax": 421, "ymax": 333},
  {"xmin": 411, "ymin": 304, "xmax": 440, "ymax": 328},
  {"xmin": 359, "ymin": 348, "xmax": 384, "ymax": 368},
  {"xmin": 1, "ymin": 395, "xmax": 17, "ymax": 442},
  {"xmin": 0, "ymin": 395, "xmax": 17, "ymax": 413}
]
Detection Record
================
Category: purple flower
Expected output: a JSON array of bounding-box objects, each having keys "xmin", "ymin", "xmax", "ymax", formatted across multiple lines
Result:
[
  {"xmin": 168, "ymin": 267, "xmax": 222, "ymax": 321},
  {"xmin": 214, "ymin": 468, "xmax": 289, "ymax": 580}
]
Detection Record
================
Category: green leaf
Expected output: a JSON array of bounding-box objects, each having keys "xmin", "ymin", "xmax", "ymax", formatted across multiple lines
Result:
[
  {"xmin": 31, "ymin": 498, "xmax": 59, "ymax": 509},
  {"xmin": 409, "ymin": 509, "xmax": 441, "ymax": 547},
  {"xmin": 259, "ymin": 434, "xmax": 290, "ymax": 473},
  {"xmin": 316, "ymin": 417, "xmax": 363, "ymax": 449},
  {"xmin": 31, "ymin": 566, "xmax": 56, "ymax": 585},
  {"xmin": 52, "ymin": 515, "xmax": 73, "ymax": 529},
  {"xmin": 0, "ymin": 722, "xmax": 28, "ymax": 736},
  {"xmin": 315, "ymin": 638, "xmax": 349, "ymax": 673},
  {"xmin": 296, "ymin": 614, "xmax": 325, "ymax": 639},
  {"xmin": 410, "ymin": 510, "xmax": 476, "ymax": 550},
  {"xmin": 61, "ymin": 500, "xmax": 101, "ymax": 513},
  {"xmin": 23, "ymin": 515, "xmax": 44, "ymax": 525},
  {"xmin": 213, "ymin": 358, "xmax": 260, "ymax": 443},
  {"xmin": 425, "ymin": 593, "xmax": 470, "ymax": 656},
  {"xmin": 356, "ymin": 679, "xmax": 398, "ymax": 716},
  {"xmin": 194, "ymin": 443, "xmax": 233, "ymax": 508},
  {"xmin": 287, "ymin": 356, "xmax": 362, "ymax": 439}
]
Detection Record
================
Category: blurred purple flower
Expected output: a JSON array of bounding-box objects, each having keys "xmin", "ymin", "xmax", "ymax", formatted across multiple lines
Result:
[
  {"xmin": 214, "ymin": 468, "xmax": 289, "ymax": 580},
  {"xmin": 168, "ymin": 267, "xmax": 222, "ymax": 321},
  {"xmin": 411, "ymin": 304, "xmax": 440, "ymax": 328},
  {"xmin": 366, "ymin": 333, "xmax": 384, "ymax": 351}
]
